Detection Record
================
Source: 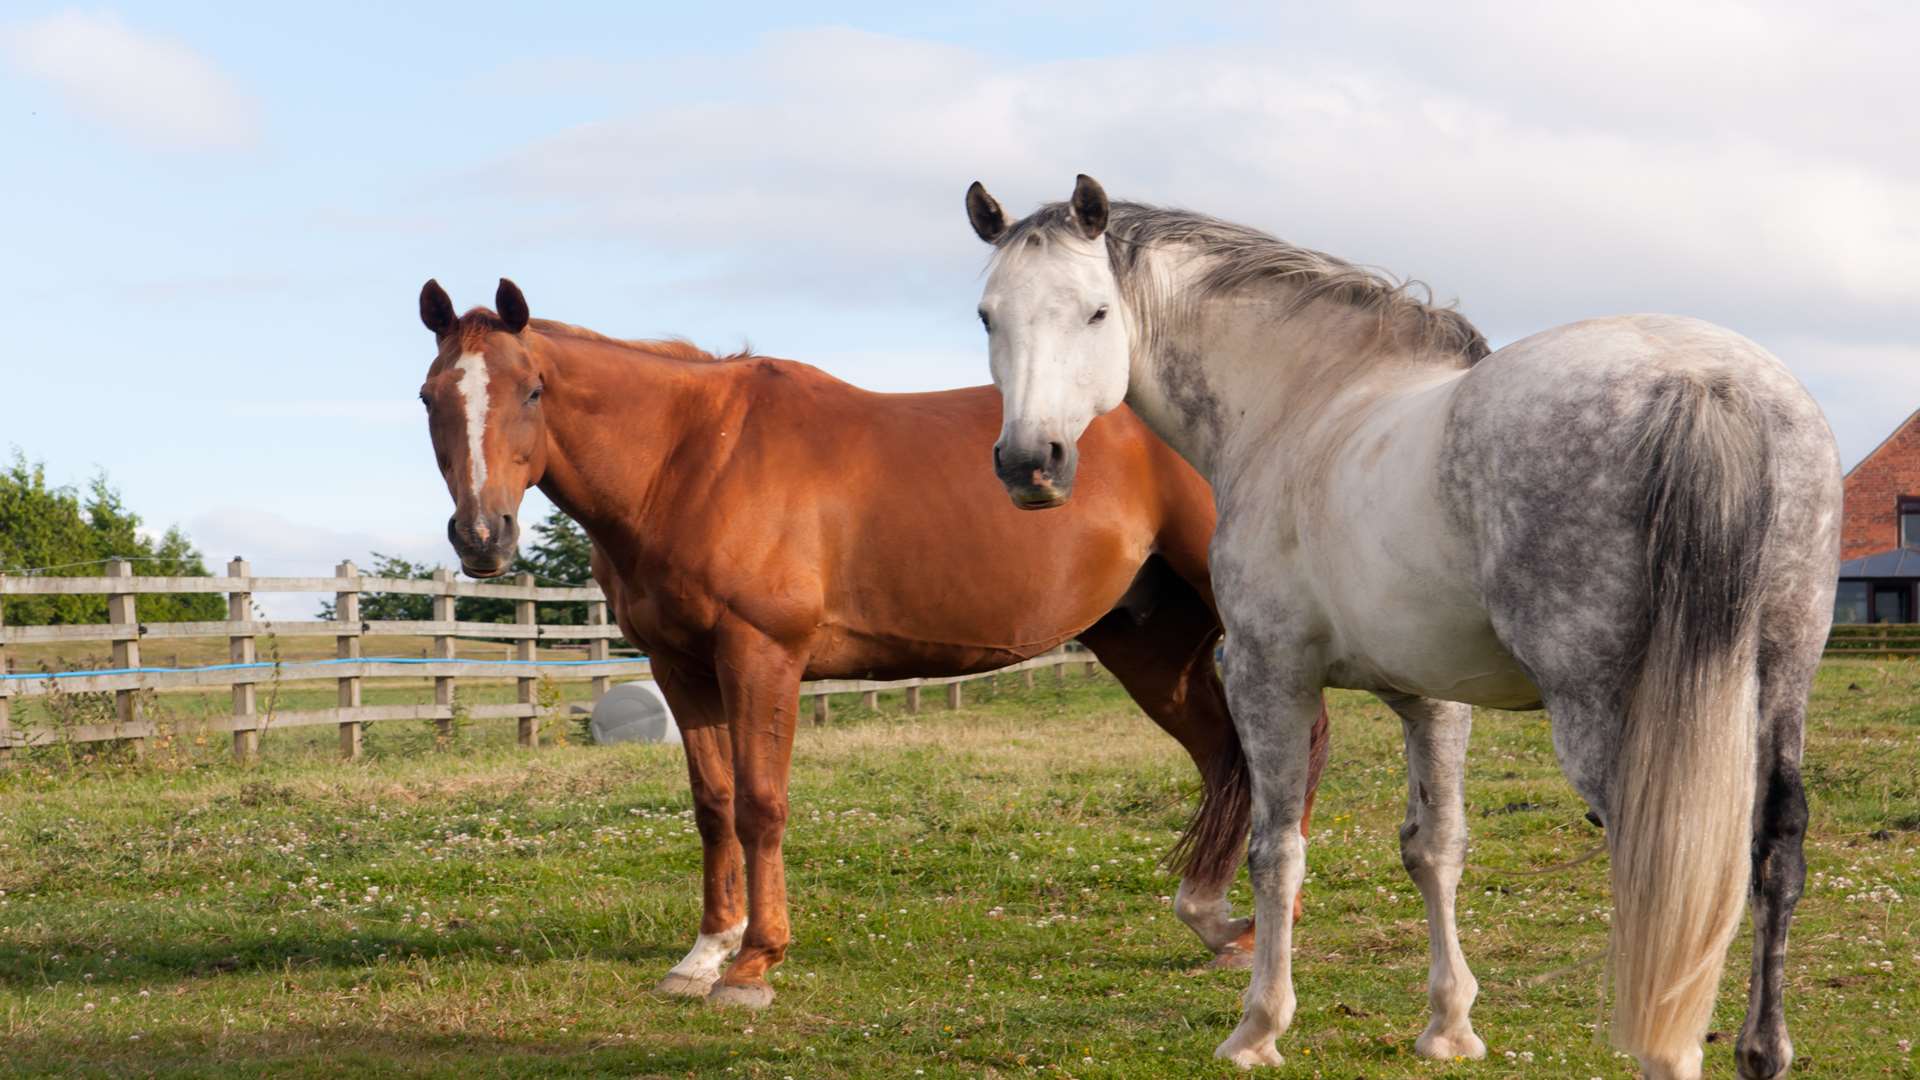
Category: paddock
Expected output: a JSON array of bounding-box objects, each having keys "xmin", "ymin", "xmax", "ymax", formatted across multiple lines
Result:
[{"xmin": 0, "ymin": 656, "xmax": 1910, "ymax": 1077}]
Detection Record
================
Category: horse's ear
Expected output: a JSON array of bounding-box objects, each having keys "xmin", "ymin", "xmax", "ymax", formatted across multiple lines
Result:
[
  {"xmin": 496, "ymin": 278, "xmax": 530, "ymax": 334},
  {"xmin": 420, "ymin": 279, "xmax": 456, "ymax": 339},
  {"xmin": 966, "ymin": 181, "xmax": 1007, "ymax": 244},
  {"xmin": 1068, "ymin": 174, "xmax": 1108, "ymax": 241}
]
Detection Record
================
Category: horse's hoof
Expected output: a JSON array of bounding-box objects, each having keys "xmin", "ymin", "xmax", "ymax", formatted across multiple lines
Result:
[
  {"xmin": 1213, "ymin": 1034, "xmax": 1283, "ymax": 1069},
  {"xmin": 707, "ymin": 981, "xmax": 775, "ymax": 1010},
  {"xmin": 1414, "ymin": 1026, "xmax": 1486, "ymax": 1060},
  {"xmin": 1208, "ymin": 945, "xmax": 1254, "ymax": 970},
  {"xmin": 1736, "ymin": 1029, "xmax": 1793, "ymax": 1080},
  {"xmin": 655, "ymin": 971, "xmax": 717, "ymax": 998}
]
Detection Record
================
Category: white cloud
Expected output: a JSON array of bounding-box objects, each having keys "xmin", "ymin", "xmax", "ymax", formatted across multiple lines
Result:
[
  {"xmin": 185, "ymin": 506, "xmax": 447, "ymax": 618},
  {"xmin": 1770, "ymin": 339, "xmax": 1920, "ymax": 470},
  {"xmin": 3, "ymin": 10, "xmax": 260, "ymax": 150},
  {"xmin": 470, "ymin": 11, "xmax": 1917, "ymax": 460}
]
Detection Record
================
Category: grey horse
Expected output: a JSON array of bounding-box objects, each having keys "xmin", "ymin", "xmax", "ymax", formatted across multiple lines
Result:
[{"xmin": 963, "ymin": 174, "xmax": 1840, "ymax": 1080}]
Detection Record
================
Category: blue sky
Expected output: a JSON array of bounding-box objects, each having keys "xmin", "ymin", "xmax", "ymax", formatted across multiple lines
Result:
[{"xmin": 4, "ymin": 2, "xmax": 1916, "ymax": 612}]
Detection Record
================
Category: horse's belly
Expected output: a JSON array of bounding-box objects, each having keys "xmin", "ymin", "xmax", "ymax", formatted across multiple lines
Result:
[
  {"xmin": 1309, "ymin": 552, "xmax": 1542, "ymax": 709},
  {"xmin": 1331, "ymin": 625, "xmax": 1542, "ymax": 707}
]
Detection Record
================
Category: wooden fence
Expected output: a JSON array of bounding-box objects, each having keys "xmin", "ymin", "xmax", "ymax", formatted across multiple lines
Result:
[
  {"xmin": 0, "ymin": 559, "xmax": 1097, "ymax": 761},
  {"xmin": 1825, "ymin": 623, "xmax": 1920, "ymax": 659}
]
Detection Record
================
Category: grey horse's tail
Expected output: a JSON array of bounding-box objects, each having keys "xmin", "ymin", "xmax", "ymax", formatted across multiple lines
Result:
[{"xmin": 1610, "ymin": 370, "xmax": 1773, "ymax": 1072}]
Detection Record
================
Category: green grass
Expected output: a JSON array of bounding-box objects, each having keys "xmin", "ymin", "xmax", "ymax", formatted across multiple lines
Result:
[{"xmin": 0, "ymin": 661, "xmax": 1913, "ymax": 1078}]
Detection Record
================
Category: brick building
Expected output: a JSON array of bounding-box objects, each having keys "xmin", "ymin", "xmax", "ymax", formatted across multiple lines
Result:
[{"xmin": 1835, "ymin": 407, "xmax": 1920, "ymax": 623}]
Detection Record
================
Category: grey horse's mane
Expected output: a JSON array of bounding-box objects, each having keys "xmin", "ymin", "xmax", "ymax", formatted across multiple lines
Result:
[{"xmin": 995, "ymin": 201, "xmax": 1489, "ymax": 365}]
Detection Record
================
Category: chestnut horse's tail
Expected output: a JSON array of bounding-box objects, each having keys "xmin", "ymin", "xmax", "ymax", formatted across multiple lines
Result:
[
  {"xmin": 1166, "ymin": 699, "xmax": 1327, "ymax": 885},
  {"xmin": 1167, "ymin": 735, "xmax": 1252, "ymax": 885}
]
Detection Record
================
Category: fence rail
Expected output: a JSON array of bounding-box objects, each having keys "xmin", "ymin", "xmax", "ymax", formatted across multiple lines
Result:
[
  {"xmin": 1825, "ymin": 623, "xmax": 1920, "ymax": 658},
  {"xmin": 0, "ymin": 559, "xmax": 1098, "ymax": 760}
]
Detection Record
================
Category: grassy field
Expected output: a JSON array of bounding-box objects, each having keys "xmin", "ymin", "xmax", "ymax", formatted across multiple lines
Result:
[{"xmin": 0, "ymin": 660, "xmax": 1913, "ymax": 1078}]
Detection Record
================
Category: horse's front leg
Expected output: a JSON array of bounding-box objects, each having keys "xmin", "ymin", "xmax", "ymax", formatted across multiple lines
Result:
[
  {"xmin": 651, "ymin": 660, "xmax": 746, "ymax": 997},
  {"xmin": 1175, "ymin": 698, "xmax": 1331, "ymax": 968},
  {"xmin": 1378, "ymin": 693, "xmax": 1485, "ymax": 1060},
  {"xmin": 1213, "ymin": 655, "xmax": 1323, "ymax": 1069},
  {"xmin": 706, "ymin": 636, "xmax": 805, "ymax": 1010}
]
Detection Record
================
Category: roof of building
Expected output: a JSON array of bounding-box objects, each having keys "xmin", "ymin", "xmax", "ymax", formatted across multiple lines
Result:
[
  {"xmin": 1845, "ymin": 407, "xmax": 1920, "ymax": 480},
  {"xmin": 1839, "ymin": 547, "xmax": 1920, "ymax": 579}
]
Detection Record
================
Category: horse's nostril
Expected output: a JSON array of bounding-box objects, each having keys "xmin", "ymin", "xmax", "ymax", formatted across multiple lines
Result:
[
  {"xmin": 993, "ymin": 443, "xmax": 1005, "ymax": 469},
  {"xmin": 1047, "ymin": 441, "xmax": 1066, "ymax": 467},
  {"xmin": 500, "ymin": 514, "xmax": 514, "ymax": 533}
]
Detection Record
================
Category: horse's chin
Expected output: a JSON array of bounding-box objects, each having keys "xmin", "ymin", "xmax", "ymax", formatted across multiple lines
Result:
[
  {"xmin": 461, "ymin": 561, "xmax": 512, "ymax": 579},
  {"xmin": 1009, "ymin": 488, "xmax": 1071, "ymax": 511}
]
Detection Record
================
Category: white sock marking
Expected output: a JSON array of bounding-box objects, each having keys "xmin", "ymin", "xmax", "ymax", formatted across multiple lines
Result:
[{"xmin": 667, "ymin": 919, "xmax": 747, "ymax": 980}]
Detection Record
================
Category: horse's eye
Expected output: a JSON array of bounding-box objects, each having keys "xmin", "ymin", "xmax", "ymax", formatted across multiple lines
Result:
[
  {"xmin": 978, "ymin": 310, "xmax": 991, "ymax": 333},
  {"xmin": 418, "ymin": 392, "xmax": 430, "ymax": 408},
  {"xmin": 1089, "ymin": 306, "xmax": 1109, "ymax": 325},
  {"xmin": 527, "ymin": 384, "xmax": 543, "ymax": 405}
]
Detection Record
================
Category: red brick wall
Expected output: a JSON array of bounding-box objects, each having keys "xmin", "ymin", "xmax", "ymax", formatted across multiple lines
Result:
[{"xmin": 1842, "ymin": 408, "xmax": 1920, "ymax": 561}]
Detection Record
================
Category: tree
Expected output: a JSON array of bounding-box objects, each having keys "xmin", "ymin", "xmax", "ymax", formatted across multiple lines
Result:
[
  {"xmin": 316, "ymin": 552, "xmax": 437, "ymax": 622},
  {"xmin": 0, "ymin": 451, "xmax": 223, "ymax": 625},
  {"xmin": 516, "ymin": 506, "xmax": 594, "ymax": 624}
]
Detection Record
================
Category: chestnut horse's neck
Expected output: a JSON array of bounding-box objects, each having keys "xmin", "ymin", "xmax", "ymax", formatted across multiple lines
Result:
[{"xmin": 524, "ymin": 326, "xmax": 742, "ymax": 547}]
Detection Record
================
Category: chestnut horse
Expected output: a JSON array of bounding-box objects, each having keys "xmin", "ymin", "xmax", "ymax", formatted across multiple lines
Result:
[{"xmin": 415, "ymin": 278, "xmax": 1329, "ymax": 1009}]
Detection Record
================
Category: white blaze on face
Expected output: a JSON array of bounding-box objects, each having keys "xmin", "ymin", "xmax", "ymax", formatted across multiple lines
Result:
[{"xmin": 453, "ymin": 352, "xmax": 491, "ymax": 538}]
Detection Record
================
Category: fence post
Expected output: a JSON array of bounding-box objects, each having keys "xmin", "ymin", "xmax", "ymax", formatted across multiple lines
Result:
[
  {"xmin": 335, "ymin": 560, "xmax": 363, "ymax": 759},
  {"xmin": 1022, "ymin": 666, "xmax": 1035, "ymax": 690},
  {"xmin": 860, "ymin": 689, "xmax": 878, "ymax": 710},
  {"xmin": 812, "ymin": 691, "xmax": 830, "ymax": 727},
  {"xmin": 107, "ymin": 560, "xmax": 145, "ymax": 756},
  {"xmin": 1054, "ymin": 652, "xmax": 1067, "ymax": 686},
  {"xmin": 0, "ymin": 583, "xmax": 12, "ymax": 764},
  {"xmin": 433, "ymin": 569, "xmax": 456, "ymax": 744},
  {"xmin": 516, "ymin": 573, "xmax": 539, "ymax": 748},
  {"xmin": 227, "ymin": 559, "xmax": 259, "ymax": 762},
  {"xmin": 946, "ymin": 680, "xmax": 962, "ymax": 710},
  {"xmin": 905, "ymin": 684, "xmax": 921, "ymax": 713},
  {"xmin": 587, "ymin": 594, "xmax": 611, "ymax": 703}
]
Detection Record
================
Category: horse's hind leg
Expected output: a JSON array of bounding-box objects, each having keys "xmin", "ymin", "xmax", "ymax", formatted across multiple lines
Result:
[
  {"xmin": 1078, "ymin": 572, "xmax": 1329, "ymax": 967},
  {"xmin": 1379, "ymin": 693, "xmax": 1485, "ymax": 1060},
  {"xmin": 652, "ymin": 657, "xmax": 747, "ymax": 997},
  {"xmin": 1736, "ymin": 646, "xmax": 1817, "ymax": 1080}
]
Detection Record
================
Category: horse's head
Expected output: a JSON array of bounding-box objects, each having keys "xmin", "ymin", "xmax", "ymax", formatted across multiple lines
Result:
[
  {"xmin": 967, "ymin": 174, "xmax": 1130, "ymax": 509},
  {"xmin": 416, "ymin": 278, "xmax": 548, "ymax": 578}
]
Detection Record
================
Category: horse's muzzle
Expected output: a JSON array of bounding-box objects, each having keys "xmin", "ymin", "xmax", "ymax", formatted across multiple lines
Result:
[
  {"xmin": 448, "ymin": 512, "xmax": 519, "ymax": 578},
  {"xmin": 993, "ymin": 433, "xmax": 1076, "ymax": 510}
]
